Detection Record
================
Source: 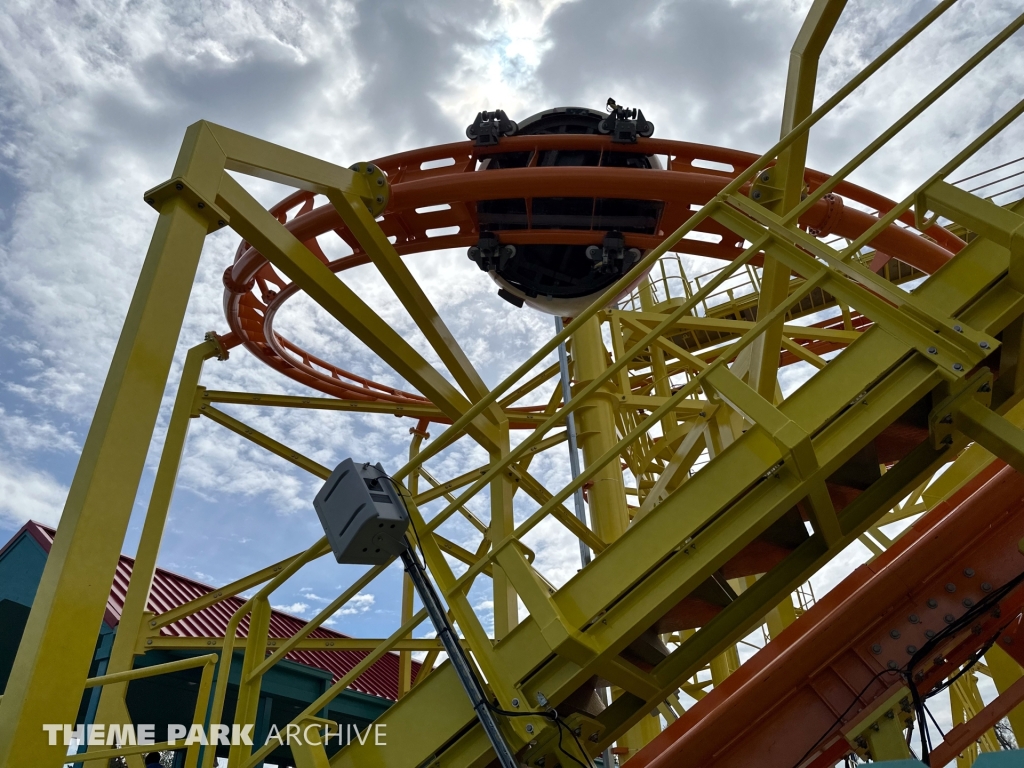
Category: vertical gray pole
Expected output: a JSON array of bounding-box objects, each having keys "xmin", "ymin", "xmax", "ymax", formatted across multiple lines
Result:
[{"xmin": 554, "ymin": 316, "xmax": 591, "ymax": 567}]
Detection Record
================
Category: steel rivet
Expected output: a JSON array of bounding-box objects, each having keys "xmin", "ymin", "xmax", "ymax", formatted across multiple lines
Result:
[
  {"xmin": 953, "ymin": 363, "xmax": 964, "ymax": 371},
  {"xmin": 946, "ymin": 583, "xmax": 956, "ymax": 593},
  {"xmin": 927, "ymin": 346, "xmax": 938, "ymax": 355},
  {"xmin": 980, "ymin": 341, "xmax": 990, "ymax": 349},
  {"xmin": 376, "ymin": 195, "xmax": 384, "ymax": 204},
  {"xmin": 925, "ymin": 629, "xmax": 936, "ymax": 639},
  {"xmin": 512, "ymin": 698, "xmax": 520, "ymax": 708},
  {"xmin": 197, "ymin": 202, "xmax": 205, "ymax": 209},
  {"xmin": 377, "ymin": 177, "xmax": 385, "ymax": 186},
  {"xmin": 145, "ymin": 197, "xmax": 154, "ymax": 204},
  {"xmin": 872, "ymin": 644, "xmax": 882, "ymax": 654},
  {"xmin": 888, "ymin": 660, "xmax": 898, "ymax": 670},
  {"xmin": 964, "ymin": 568, "xmax": 975, "ymax": 577},
  {"xmin": 906, "ymin": 645, "xmax": 918, "ymax": 655},
  {"xmin": 945, "ymin": 614, "xmax": 955, "ymax": 624},
  {"xmin": 954, "ymin": 325, "xmax": 963, "ymax": 333},
  {"xmin": 761, "ymin": 172, "xmax": 770, "ymax": 182},
  {"xmin": 909, "ymin": 614, "xmax": 920, "ymax": 624},
  {"xmin": 175, "ymin": 183, "xmax": 183, "ymax": 190},
  {"xmin": 982, "ymin": 582, "xmax": 992, "ymax": 592},
  {"xmin": 218, "ymin": 220, "xmax": 225, "ymax": 226},
  {"xmin": 928, "ymin": 599, "xmax": 938, "ymax": 609},
  {"xmin": 963, "ymin": 598, "xmax": 974, "ymax": 608},
  {"xmin": 525, "ymin": 724, "xmax": 534, "ymax": 734},
  {"xmin": 752, "ymin": 191, "xmax": 762, "ymax": 200},
  {"xmin": 366, "ymin": 164, "xmax": 376, "ymax": 173},
  {"xmin": 890, "ymin": 629, "xmax": 901, "ymax": 639}
]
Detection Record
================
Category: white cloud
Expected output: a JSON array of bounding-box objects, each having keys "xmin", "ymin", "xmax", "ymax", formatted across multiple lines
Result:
[
  {"xmin": 272, "ymin": 601, "xmax": 310, "ymax": 616},
  {"xmin": 334, "ymin": 592, "xmax": 375, "ymax": 616},
  {"xmin": 0, "ymin": 458, "xmax": 68, "ymax": 528}
]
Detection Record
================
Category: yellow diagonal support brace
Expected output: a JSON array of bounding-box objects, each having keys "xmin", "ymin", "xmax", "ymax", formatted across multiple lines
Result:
[
  {"xmin": 198, "ymin": 402, "xmax": 332, "ymax": 479},
  {"xmin": 213, "ymin": 172, "xmax": 502, "ymax": 451},
  {"xmin": 748, "ymin": 0, "xmax": 847, "ymax": 400},
  {"xmin": 331, "ymin": 187, "xmax": 505, "ymax": 428}
]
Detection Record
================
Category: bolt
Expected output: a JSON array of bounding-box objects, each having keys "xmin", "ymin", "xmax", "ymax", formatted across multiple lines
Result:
[
  {"xmin": 589, "ymin": 733, "xmax": 600, "ymax": 743},
  {"xmin": 953, "ymin": 363, "xmax": 964, "ymax": 371},
  {"xmin": 145, "ymin": 197, "xmax": 154, "ymax": 204},
  {"xmin": 906, "ymin": 645, "xmax": 918, "ymax": 655},
  {"xmin": 377, "ymin": 177, "xmax": 385, "ymax": 186},
  {"xmin": 872, "ymin": 644, "xmax": 882, "ymax": 654},
  {"xmin": 218, "ymin": 219, "xmax": 225, "ymax": 226},
  {"xmin": 536, "ymin": 759, "xmax": 545, "ymax": 767},
  {"xmin": 909, "ymin": 614, "xmax": 920, "ymax": 624},
  {"xmin": 888, "ymin": 660, "xmax": 898, "ymax": 670},
  {"xmin": 885, "ymin": 711, "xmax": 895, "ymax": 720},
  {"xmin": 147, "ymin": 639, "xmax": 153, "ymax": 645},
  {"xmin": 760, "ymin": 172, "xmax": 771, "ymax": 182},
  {"xmin": 980, "ymin": 341, "xmax": 990, "ymax": 349},
  {"xmin": 197, "ymin": 202, "xmax": 205, "ymax": 209},
  {"xmin": 376, "ymin": 195, "xmax": 384, "ymax": 204},
  {"xmin": 954, "ymin": 325, "xmax": 963, "ymax": 333},
  {"xmin": 982, "ymin": 582, "xmax": 992, "ymax": 592},
  {"xmin": 927, "ymin": 346, "xmax": 938, "ymax": 355},
  {"xmin": 946, "ymin": 583, "xmax": 956, "ymax": 593},
  {"xmin": 964, "ymin": 568, "xmax": 975, "ymax": 578},
  {"xmin": 945, "ymin": 614, "xmax": 955, "ymax": 624},
  {"xmin": 512, "ymin": 698, "xmax": 520, "ymax": 708},
  {"xmin": 574, "ymin": 727, "xmax": 582, "ymax": 737},
  {"xmin": 752, "ymin": 190, "xmax": 762, "ymax": 200},
  {"xmin": 175, "ymin": 183, "xmax": 184, "ymax": 190},
  {"xmin": 940, "ymin": 414, "xmax": 953, "ymax": 424},
  {"xmin": 928, "ymin": 599, "xmax": 938, "ymax": 609},
  {"xmin": 366, "ymin": 164, "xmax": 376, "ymax": 173},
  {"xmin": 525, "ymin": 724, "xmax": 534, "ymax": 734},
  {"xmin": 925, "ymin": 629, "xmax": 936, "ymax": 639},
  {"xmin": 979, "ymin": 382, "xmax": 991, "ymax": 393},
  {"xmin": 963, "ymin": 598, "xmax": 974, "ymax": 608},
  {"xmin": 890, "ymin": 629, "xmax": 901, "ymax": 639}
]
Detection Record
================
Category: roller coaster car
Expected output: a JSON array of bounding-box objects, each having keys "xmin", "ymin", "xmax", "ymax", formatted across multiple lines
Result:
[{"xmin": 466, "ymin": 105, "xmax": 661, "ymax": 314}]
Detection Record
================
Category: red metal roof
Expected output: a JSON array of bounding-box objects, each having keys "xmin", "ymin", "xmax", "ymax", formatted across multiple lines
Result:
[{"xmin": 4, "ymin": 521, "xmax": 417, "ymax": 701}]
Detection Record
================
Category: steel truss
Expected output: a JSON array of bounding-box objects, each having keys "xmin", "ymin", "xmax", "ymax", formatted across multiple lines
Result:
[{"xmin": 3, "ymin": 2, "xmax": 1024, "ymax": 768}]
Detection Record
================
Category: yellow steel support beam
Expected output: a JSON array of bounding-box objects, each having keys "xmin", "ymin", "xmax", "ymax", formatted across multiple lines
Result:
[
  {"xmin": 87, "ymin": 339, "xmax": 219, "ymax": 767},
  {"xmin": 747, "ymin": 0, "xmax": 847, "ymax": 400},
  {"xmin": 0, "ymin": 122, "xmax": 226, "ymax": 766}
]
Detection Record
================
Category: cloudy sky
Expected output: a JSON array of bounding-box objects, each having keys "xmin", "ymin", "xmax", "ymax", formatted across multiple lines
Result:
[{"xmin": 1, "ymin": 0, "xmax": 1023, "ymax": 726}]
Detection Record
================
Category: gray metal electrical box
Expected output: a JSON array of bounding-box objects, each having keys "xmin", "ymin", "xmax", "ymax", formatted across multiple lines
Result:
[{"xmin": 313, "ymin": 459, "xmax": 410, "ymax": 565}]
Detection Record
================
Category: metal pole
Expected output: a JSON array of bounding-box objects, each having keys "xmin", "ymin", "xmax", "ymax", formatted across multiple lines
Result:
[
  {"xmin": 400, "ymin": 546, "xmax": 519, "ymax": 768},
  {"xmin": 556, "ymin": 316, "xmax": 613, "ymax": 766},
  {"xmin": 555, "ymin": 316, "xmax": 592, "ymax": 567}
]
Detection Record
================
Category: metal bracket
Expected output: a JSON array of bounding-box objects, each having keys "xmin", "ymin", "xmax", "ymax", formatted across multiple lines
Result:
[
  {"xmin": 521, "ymin": 712, "xmax": 603, "ymax": 768},
  {"xmin": 749, "ymin": 167, "xmax": 784, "ymax": 205},
  {"xmin": 144, "ymin": 176, "xmax": 229, "ymax": 233},
  {"xmin": 841, "ymin": 686, "xmax": 914, "ymax": 762},
  {"xmin": 468, "ymin": 231, "xmax": 516, "ymax": 272},
  {"xmin": 928, "ymin": 368, "xmax": 993, "ymax": 449},
  {"xmin": 348, "ymin": 161, "xmax": 390, "ymax": 217},
  {"xmin": 598, "ymin": 98, "xmax": 654, "ymax": 143},
  {"xmin": 586, "ymin": 230, "xmax": 641, "ymax": 275},
  {"xmin": 466, "ymin": 110, "xmax": 518, "ymax": 146}
]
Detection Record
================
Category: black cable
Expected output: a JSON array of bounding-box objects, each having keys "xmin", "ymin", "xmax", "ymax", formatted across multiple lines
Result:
[
  {"xmin": 388, "ymin": 473, "xmax": 597, "ymax": 768},
  {"xmin": 791, "ymin": 669, "xmax": 902, "ymax": 768}
]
